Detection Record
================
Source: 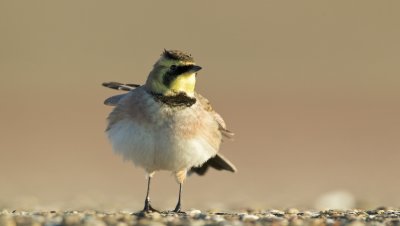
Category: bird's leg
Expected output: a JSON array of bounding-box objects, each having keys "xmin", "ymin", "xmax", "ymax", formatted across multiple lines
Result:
[
  {"xmin": 173, "ymin": 170, "xmax": 186, "ymax": 213},
  {"xmin": 143, "ymin": 175, "xmax": 159, "ymax": 213},
  {"xmin": 173, "ymin": 183, "xmax": 183, "ymax": 213}
]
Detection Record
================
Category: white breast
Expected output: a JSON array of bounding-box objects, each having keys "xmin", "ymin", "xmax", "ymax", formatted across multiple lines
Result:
[{"xmin": 107, "ymin": 111, "xmax": 219, "ymax": 173}]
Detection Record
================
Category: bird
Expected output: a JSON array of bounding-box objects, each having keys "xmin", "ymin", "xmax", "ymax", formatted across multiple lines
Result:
[{"xmin": 103, "ymin": 49, "xmax": 237, "ymax": 213}]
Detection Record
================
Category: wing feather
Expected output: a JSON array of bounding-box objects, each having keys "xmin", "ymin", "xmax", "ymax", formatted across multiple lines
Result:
[
  {"xmin": 104, "ymin": 94, "xmax": 128, "ymax": 106},
  {"xmin": 189, "ymin": 153, "xmax": 237, "ymax": 176},
  {"xmin": 102, "ymin": 82, "xmax": 141, "ymax": 106},
  {"xmin": 102, "ymin": 82, "xmax": 140, "ymax": 91},
  {"xmin": 195, "ymin": 93, "xmax": 234, "ymax": 139}
]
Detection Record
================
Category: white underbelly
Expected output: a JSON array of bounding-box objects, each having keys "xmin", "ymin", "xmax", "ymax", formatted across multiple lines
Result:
[{"xmin": 107, "ymin": 119, "xmax": 217, "ymax": 172}]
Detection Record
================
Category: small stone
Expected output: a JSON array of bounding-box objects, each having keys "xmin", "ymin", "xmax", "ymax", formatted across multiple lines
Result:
[
  {"xmin": 197, "ymin": 213, "xmax": 210, "ymax": 220},
  {"xmin": 63, "ymin": 214, "xmax": 82, "ymax": 226},
  {"xmin": 103, "ymin": 215, "xmax": 118, "ymax": 225},
  {"xmin": 44, "ymin": 216, "xmax": 63, "ymax": 226},
  {"xmin": 261, "ymin": 213, "xmax": 278, "ymax": 219},
  {"xmin": 301, "ymin": 211, "xmax": 312, "ymax": 217},
  {"xmin": 270, "ymin": 209, "xmax": 285, "ymax": 217},
  {"xmin": 311, "ymin": 219, "xmax": 325, "ymax": 226},
  {"xmin": 241, "ymin": 214, "xmax": 259, "ymax": 221},
  {"xmin": 311, "ymin": 212, "xmax": 321, "ymax": 218},
  {"xmin": 32, "ymin": 215, "xmax": 46, "ymax": 224},
  {"xmin": 286, "ymin": 208, "xmax": 299, "ymax": 215},
  {"xmin": 290, "ymin": 218, "xmax": 304, "ymax": 226},
  {"xmin": 1, "ymin": 210, "xmax": 10, "ymax": 215},
  {"xmin": 377, "ymin": 210, "xmax": 385, "ymax": 215},
  {"xmin": 188, "ymin": 209, "xmax": 201, "ymax": 217},
  {"xmin": 211, "ymin": 215, "xmax": 225, "ymax": 222},
  {"xmin": 149, "ymin": 212, "xmax": 161, "ymax": 220},
  {"xmin": 326, "ymin": 218, "xmax": 335, "ymax": 225}
]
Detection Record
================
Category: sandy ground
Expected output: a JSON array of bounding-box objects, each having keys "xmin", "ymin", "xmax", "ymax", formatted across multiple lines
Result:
[{"xmin": 1, "ymin": 208, "xmax": 400, "ymax": 226}]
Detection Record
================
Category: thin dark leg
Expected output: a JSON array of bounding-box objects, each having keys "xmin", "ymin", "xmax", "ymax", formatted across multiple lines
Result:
[
  {"xmin": 173, "ymin": 183, "xmax": 183, "ymax": 212},
  {"xmin": 143, "ymin": 177, "xmax": 159, "ymax": 212}
]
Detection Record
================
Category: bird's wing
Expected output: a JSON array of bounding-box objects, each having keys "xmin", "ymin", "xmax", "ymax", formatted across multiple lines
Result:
[
  {"xmin": 102, "ymin": 82, "xmax": 142, "ymax": 106},
  {"xmin": 102, "ymin": 82, "xmax": 141, "ymax": 91},
  {"xmin": 195, "ymin": 92, "xmax": 234, "ymax": 139},
  {"xmin": 189, "ymin": 153, "xmax": 237, "ymax": 176},
  {"xmin": 191, "ymin": 93, "xmax": 237, "ymax": 175},
  {"xmin": 104, "ymin": 94, "xmax": 128, "ymax": 106}
]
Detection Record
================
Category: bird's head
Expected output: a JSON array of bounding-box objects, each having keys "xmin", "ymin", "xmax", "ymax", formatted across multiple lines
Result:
[{"xmin": 145, "ymin": 49, "xmax": 202, "ymax": 97}]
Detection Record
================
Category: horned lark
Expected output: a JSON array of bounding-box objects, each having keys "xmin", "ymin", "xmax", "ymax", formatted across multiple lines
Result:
[{"xmin": 103, "ymin": 50, "xmax": 236, "ymax": 213}]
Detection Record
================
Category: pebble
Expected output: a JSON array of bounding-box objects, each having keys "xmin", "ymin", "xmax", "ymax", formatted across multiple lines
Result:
[
  {"xmin": 262, "ymin": 213, "xmax": 279, "ymax": 219},
  {"xmin": 1, "ymin": 210, "xmax": 11, "ymax": 215},
  {"xmin": 188, "ymin": 209, "xmax": 202, "ymax": 217},
  {"xmin": 83, "ymin": 217, "xmax": 107, "ymax": 226},
  {"xmin": 240, "ymin": 214, "xmax": 259, "ymax": 221},
  {"xmin": 270, "ymin": 209, "xmax": 285, "ymax": 217},
  {"xmin": 326, "ymin": 218, "xmax": 335, "ymax": 225},
  {"xmin": 211, "ymin": 215, "xmax": 225, "ymax": 222},
  {"xmin": 285, "ymin": 208, "xmax": 299, "ymax": 214}
]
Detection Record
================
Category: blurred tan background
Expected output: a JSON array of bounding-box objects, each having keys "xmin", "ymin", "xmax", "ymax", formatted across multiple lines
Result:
[{"xmin": 0, "ymin": 1, "xmax": 399, "ymax": 211}]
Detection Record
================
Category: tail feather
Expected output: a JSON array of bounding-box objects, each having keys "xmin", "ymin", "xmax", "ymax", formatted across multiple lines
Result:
[{"xmin": 190, "ymin": 153, "xmax": 237, "ymax": 176}]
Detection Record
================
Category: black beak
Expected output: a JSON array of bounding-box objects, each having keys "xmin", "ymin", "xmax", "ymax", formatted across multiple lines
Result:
[
  {"xmin": 171, "ymin": 65, "xmax": 202, "ymax": 76},
  {"xmin": 189, "ymin": 65, "xmax": 202, "ymax": 73}
]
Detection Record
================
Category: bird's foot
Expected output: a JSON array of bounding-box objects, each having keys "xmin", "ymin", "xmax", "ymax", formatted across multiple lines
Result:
[
  {"xmin": 171, "ymin": 203, "xmax": 185, "ymax": 214},
  {"xmin": 142, "ymin": 200, "xmax": 160, "ymax": 213},
  {"xmin": 172, "ymin": 210, "xmax": 186, "ymax": 214}
]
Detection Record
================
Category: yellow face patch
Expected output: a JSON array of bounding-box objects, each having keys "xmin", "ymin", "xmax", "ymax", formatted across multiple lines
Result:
[{"xmin": 170, "ymin": 73, "xmax": 196, "ymax": 96}]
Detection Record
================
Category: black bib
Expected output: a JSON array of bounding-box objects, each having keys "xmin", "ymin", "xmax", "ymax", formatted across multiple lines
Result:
[{"xmin": 151, "ymin": 92, "xmax": 196, "ymax": 107}]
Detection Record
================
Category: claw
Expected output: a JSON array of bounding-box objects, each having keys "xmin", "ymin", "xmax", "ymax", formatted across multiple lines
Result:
[
  {"xmin": 172, "ymin": 202, "xmax": 186, "ymax": 214},
  {"xmin": 143, "ymin": 200, "xmax": 160, "ymax": 213},
  {"xmin": 172, "ymin": 210, "xmax": 186, "ymax": 214}
]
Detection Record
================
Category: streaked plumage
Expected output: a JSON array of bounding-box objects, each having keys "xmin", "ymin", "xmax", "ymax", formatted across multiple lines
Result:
[{"xmin": 103, "ymin": 50, "xmax": 236, "ymax": 213}]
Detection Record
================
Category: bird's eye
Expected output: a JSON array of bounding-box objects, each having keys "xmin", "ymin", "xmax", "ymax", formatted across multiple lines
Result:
[{"xmin": 170, "ymin": 65, "xmax": 177, "ymax": 70}]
